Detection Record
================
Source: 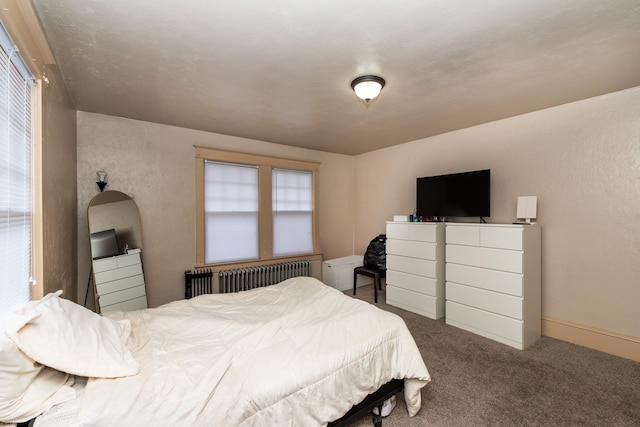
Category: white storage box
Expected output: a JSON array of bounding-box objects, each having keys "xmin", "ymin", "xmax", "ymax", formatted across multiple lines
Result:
[{"xmin": 322, "ymin": 255, "xmax": 370, "ymax": 291}]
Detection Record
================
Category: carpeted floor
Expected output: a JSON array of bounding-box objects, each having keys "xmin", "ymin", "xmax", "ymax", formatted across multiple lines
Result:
[{"xmin": 344, "ymin": 284, "xmax": 640, "ymax": 427}]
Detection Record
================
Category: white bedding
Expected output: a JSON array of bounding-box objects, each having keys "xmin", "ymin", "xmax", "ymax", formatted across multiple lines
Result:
[{"xmin": 72, "ymin": 277, "xmax": 430, "ymax": 426}]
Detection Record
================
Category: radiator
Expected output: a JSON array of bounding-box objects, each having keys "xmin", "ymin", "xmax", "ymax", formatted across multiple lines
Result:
[
  {"xmin": 220, "ymin": 260, "xmax": 311, "ymax": 294},
  {"xmin": 184, "ymin": 261, "xmax": 311, "ymax": 298},
  {"xmin": 184, "ymin": 269, "xmax": 213, "ymax": 299}
]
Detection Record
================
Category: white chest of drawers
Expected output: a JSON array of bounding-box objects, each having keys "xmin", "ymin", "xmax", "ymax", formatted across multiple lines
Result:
[
  {"xmin": 445, "ymin": 223, "xmax": 541, "ymax": 349},
  {"xmin": 385, "ymin": 222, "xmax": 445, "ymax": 319},
  {"xmin": 93, "ymin": 252, "xmax": 147, "ymax": 313}
]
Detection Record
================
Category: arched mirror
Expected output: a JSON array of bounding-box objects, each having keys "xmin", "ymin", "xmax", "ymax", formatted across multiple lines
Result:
[{"xmin": 88, "ymin": 190, "xmax": 147, "ymax": 313}]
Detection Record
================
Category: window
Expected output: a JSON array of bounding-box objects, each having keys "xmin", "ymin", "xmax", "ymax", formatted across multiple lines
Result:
[
  {"xmin": 272, "ymin": 168, "xmax": 313, "ymax": 256},
  {"xmin": 0, "ymin": 20, "xmax": 36, "ymax": 323},
  {"xmin": 196, "ymin": 147, "xmax": 319, "ymax": 268},
  {"xmin": 204, "ymin": 161, "xmax": 259, "ymax": 264}
]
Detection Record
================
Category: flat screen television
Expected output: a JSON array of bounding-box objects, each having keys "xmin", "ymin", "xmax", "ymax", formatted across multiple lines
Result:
[
  {"xmin": 90, "ymin": 228, "xmax": 120, "ymax": 259},
  {"xmin": 416, "ymin": 169, "xmax": 490, "ymax": 220}
]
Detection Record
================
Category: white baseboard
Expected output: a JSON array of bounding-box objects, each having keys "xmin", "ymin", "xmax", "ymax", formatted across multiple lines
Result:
[{"xmin": 542, "ymin": 316, "xmax": 640, "ymax": 363}]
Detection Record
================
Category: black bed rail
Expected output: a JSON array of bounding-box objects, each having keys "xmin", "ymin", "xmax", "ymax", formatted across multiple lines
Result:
[{"xmin": 328, "ymin": 378, "xmax": 404, "ymax": 427}]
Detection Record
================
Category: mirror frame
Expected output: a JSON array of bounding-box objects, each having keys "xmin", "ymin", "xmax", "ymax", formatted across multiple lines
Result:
[{"xmin": 87, "ymin": 190, "xmax": 145, "ymax": 311}]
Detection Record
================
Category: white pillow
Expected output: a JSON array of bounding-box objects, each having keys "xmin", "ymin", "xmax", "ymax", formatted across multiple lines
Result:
[
  {"xmin": 5, "ymin": 291, "xmax": 139, "ymax": 378},
  {"xmin": 0, "ymin": 331, "xmax": 75, "ymax": 423}
]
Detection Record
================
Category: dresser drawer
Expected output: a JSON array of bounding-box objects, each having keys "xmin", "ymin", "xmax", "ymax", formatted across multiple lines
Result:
[
  {"xmin": 387, "ymin": 270, "xmax": 438, "ymax": 296},
  {"xmin": 445, "ymin": 263, "xmax": 523, "ymax": 296},
  {"xmin": 446, "ymin": 225, "xmax": 523, "ymax": 250},
  {"xmin": 98, "ymin": 284, "xmax": 146, "ymax": 308},
  {"xmin": 407, "ymin": 224, "xmax": 437, "ymax": 242},
  {"xmin": 101, "ymin": 295, "xmax": 148, "ymax": 313},
  {"xmin": 387, "ymin": 254, "xmax": 436, "ymax": 278},
  {"xmin": 386, "ymin": 222, "xmax": 408, "ymax": 239},
  {"xmin": 446, "ymin": 244, "xmax": 523, "ymax": 273},
  {"xmin": 387, "ymin": 285, "xmax": 440, "ymax": 319},
  {"xmin": 94, "ymin": 263, "xmax": 143, "ymax": 284},
  {"xmin": 93, "ymin": 257, "xmax": 119, "ymax": 273},
  {"xmin": 446, "ymin": 301, "xmax": 524, "ymax": 348},
  {"xmin": 386, "ymin": 223, "xmax": 437, "ymax": 242},
  {"xmin": 480, "ymin": 227, "xmax": 522, "ymax": 250},
  {"xmin": 96, "ymin": 274, "xmax": 145, "ymax": 296},
  {"xmin": 115, "ymin": 253, "xmax": 141, "ymax": 267},
  {"xmin": 387, "ymin": 239, "xmax": 436, "ymax": 259},
  {"xmin": 446, "ymin": 225, "xmax": 480, "ymax": 246},
  {"xmin": 93, "ymin": 253, "xmax": 141, "ymax": 273},
  {"xmin": 446, "ymin": 282, "xmax": 523, "ymax": 319}
]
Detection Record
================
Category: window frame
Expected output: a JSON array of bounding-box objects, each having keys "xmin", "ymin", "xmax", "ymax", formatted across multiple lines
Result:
[
  {"xmin": 0, "ymin": 2, "xmax": 49, "ymax": 302},
  {"xmin": 195, "ymin": 146, "xmax": 321, "ymax": 269}
]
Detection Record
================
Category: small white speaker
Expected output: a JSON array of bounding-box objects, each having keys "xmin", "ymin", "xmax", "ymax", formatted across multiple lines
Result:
[{"xmin": 516, "ymin": 196, "xmax": 537, "ymax": 223}]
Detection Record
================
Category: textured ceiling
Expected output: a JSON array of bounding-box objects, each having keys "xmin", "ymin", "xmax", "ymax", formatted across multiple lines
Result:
[{"xmin": 32, "ymin": 0, "xmax": 640, "ymax": 155}]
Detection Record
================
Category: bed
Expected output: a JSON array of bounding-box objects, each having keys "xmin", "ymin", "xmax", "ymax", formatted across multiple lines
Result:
[{"xmin": 1, "ymin": 276, "xmax": 430, "ymax": 426}]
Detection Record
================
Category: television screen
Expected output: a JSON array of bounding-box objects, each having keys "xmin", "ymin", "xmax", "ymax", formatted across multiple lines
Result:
[
  {"xmin": 416, "ymin": 169, "xmax": 490, "ymax": 219},
  {"xmin": 90, "ymin": 228, "xmax": 120, "ymax": 259}
]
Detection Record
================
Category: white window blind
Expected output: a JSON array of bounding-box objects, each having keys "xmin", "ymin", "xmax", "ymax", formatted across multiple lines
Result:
[
  {"xmin": 204, "ymin": 161, "xmax": 259, "ymax": 264},
  {"xmin": 272, "ymin": 168, "xmax": 313, "ymax": 257},
  {"xmin": 0, "ymin": 21, "xmax": 35, "ymax": 325}
]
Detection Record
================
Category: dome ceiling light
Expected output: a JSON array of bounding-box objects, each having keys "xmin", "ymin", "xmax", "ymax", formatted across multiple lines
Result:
[{"xmin": 350, "ymin": 75, "xmax": 386, "ymax": 103}]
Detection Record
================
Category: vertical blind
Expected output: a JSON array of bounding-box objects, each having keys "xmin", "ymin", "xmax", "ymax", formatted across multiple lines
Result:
[
  {"xmin": 204, "ymin": 161, "xmax": 259, "ymax": 264},
  {"xmin": 0, "ymin": 21, "xmax": 35, "ymax": 325},
  {"xmin": 272, "ymin": 168, "xmax": 313, "ymax": 256}
]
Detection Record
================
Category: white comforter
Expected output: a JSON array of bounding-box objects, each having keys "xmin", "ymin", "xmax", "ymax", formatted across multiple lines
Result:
[{"xmin": 73, "ymin": 277, "xmax": 430, "ymax": 426}]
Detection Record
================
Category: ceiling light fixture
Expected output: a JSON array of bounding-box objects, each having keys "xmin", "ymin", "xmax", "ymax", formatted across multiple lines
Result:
[{"xmin": 351, "ymin": 75, "xmax": 386, "ymax": 103}]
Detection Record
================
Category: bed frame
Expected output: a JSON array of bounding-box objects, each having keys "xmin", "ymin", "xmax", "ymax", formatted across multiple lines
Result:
[
  {"xmin": 17, "ymin": 379, "xmax": 403, "ymax": 427},
  {"xmin": 328, "ymin": 378, "xmax": 404, "ymax": 427}
]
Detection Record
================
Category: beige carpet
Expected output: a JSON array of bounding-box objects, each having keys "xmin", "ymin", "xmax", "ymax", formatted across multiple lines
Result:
[{"xmin": 344, "ymin": 284, "xmax": 640, "ymax": 427}]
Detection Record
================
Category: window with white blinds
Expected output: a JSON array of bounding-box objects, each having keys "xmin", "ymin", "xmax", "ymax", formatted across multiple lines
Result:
[
  {"xmin": 0, "ymin": 21, "xmax": 35, "ymax": 324},
  {"xmin": 272, "ymin": 168, "xmax": 313, "ymax": 256},
  {"xmin": 204, "ymin": 161, "xmax": 259, "ymax": 264},
  {"xmin": 196, "ymin": 147, "xmax": 318, "ymax": 267}
]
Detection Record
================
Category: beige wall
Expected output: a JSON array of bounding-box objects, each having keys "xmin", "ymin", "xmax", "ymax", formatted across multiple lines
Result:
[
  {"xmin": 76, "ymin": 112, "xmax": 354, "ymax": 307},
  {"xmin": 42, "ymin": 64, "xmax": 77, "ymax": 298},
  {"xmin": 354, "ymin": 87, "xmax": 640, "ymax": 341}
]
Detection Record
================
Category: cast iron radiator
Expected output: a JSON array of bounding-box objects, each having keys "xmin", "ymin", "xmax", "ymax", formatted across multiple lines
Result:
[
  {"xmin": 184, "ymin": 260, "xmax": 311, "ymax": 298},
  {"xmin": 219, "ymin": 260, "xmax": 311, "ymax": 294},
  {"xmin": 184, "ymin": 269, "xmax": 213, "ymax": 299}
]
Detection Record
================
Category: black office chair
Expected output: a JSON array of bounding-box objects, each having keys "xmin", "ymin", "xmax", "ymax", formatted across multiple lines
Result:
[{"xmin": 353, "ymin": 234, "xmax": 386, "ymax": 303}]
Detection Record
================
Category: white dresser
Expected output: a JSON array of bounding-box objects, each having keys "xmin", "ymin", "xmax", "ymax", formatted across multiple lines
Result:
[
  {"xmin": 93, "ymin": 252, "xmax": 147, "ymax": 313},
  {"xmin": 385, "ymin": 222, "xmax": 445, "ymax": 319},
  {"xmin": 445, "ymin": 223, "xmax": 541, "ymax": 349}
]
